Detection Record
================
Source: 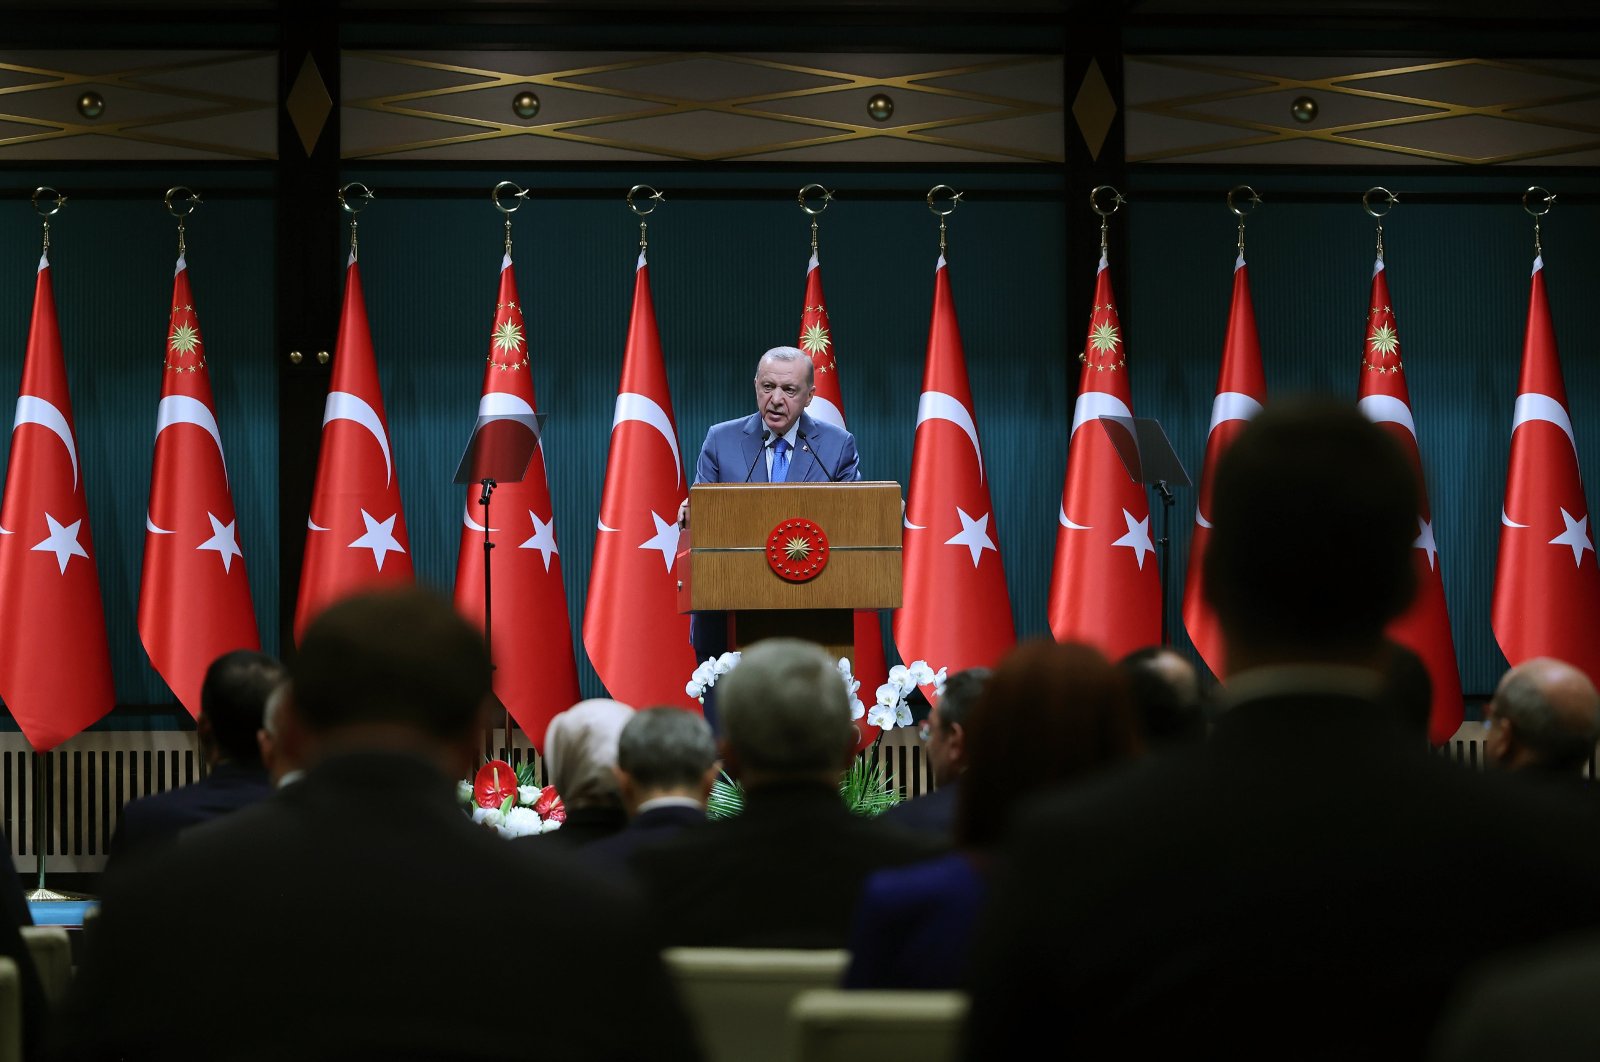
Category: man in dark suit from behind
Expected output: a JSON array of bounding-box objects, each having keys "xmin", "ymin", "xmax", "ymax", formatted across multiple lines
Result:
[
  {"xmin": 52, "ymin": 589, "xmax": 701, "ymax": 1062},
  {"xmin": 632, "ymin": 638, "xmax": 944, "ymax": 949},
  {"xmin": 106, "ymin": 650, "xmax": 284, "ymax": 871},
  {"xmin": 964, "ymin": 400, "xmax": 1600, "ymax": 1061},
  {"xmin": 583, "ymin": 707, "xmax": 719, "ymax": 875},
  {"xmin": 881, "ymin": 668, "xmax": 989, "ymax": 840}
]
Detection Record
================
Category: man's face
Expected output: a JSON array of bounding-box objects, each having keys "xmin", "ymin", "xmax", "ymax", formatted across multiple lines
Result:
[{"xmin": 754, "ymin": 356, "xmax": 814, "ymax": 437}]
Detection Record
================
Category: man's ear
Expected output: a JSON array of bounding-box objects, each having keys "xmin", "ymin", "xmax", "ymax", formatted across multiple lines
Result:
[{"xmin": 946, "ymin": 722, "xmax": 966, "ymax": 764}]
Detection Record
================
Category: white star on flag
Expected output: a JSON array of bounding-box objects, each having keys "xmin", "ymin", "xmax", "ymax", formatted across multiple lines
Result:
[
  {"xmin": 1414, "ymin": 516, "xmax": 1438, "ymax": 571},
  {"xmin": 945, "ymin": 507, "xmax": 997, "ymax": 568},
  {"xmin": 1549, "ymin": 507, "xmax": 1595, "ymax": 567},
  {"xmin": 1111, "ymin": 509, "xmax": 1155, "ymax": 570},
  {"xmin": 196, "ymin": 512, "xmax": 244, "ymax": 573},
  {"xmin": 639, "ymin": 510, "xmax": 681, "ymax": 573},
  {"xmin": 348, "ymin": 509, "xmax": 406, "ymax": 571},
  {"xmin": 31, "ymin": 513, "xmax": 87, "ymax": 574},
  {"xmin": 519, "ymin": 510, "xmax": 559, "ymax": 572}
]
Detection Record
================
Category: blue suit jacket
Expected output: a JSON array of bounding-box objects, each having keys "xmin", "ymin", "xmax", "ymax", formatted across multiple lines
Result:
[{"xmin": 694, "ymin": 411, "xmax": 860, "ymax": 485}]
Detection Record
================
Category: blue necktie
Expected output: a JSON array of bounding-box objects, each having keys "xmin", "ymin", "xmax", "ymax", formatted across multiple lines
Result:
[{"xmin": 771, "ymin": 438, "xmax": 791, "ymax": 483}]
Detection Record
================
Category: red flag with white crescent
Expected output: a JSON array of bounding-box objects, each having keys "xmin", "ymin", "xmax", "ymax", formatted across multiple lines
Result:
[
  {"xmin": 894, "ymin": 255, "xmax": 1016, "ymax": 676},
  {"xmin": 799, "ymin": 251, "xmax": 886, "ymax": 748},
  {"xmin": 454, "ymin": 254, "xmax": 581, "ymax": 750},
  {"xmin": 1181, "ymin": 253, "xmax": 1265, "ymax": 679},
  {"xmin": 138, "ymin": 255, "xmax": 260, "ymax": 718},
  {"xmin": 294, "ymin": 254, "xmax": 413, "ymax": 640},
  {"xmin": 1048, "ymin": 254, "xmax": 1160, "ymax": 657},
  {"xmin": 1360, "ymin": 253, "xmax": 1463, "ymax": 742},
  {"xmin": 582, "ymin": 251, "xmax": 698, "ymax": 709},
  {"xmin": 1492, "ymin": 254, "xmax": 1600, "ymax": 685},
  {"xmin": 0, "ymin": 251, "xmax": 115, "ymax": 751}
]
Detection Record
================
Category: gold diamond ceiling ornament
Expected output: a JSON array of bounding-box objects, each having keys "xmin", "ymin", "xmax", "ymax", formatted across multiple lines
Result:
[
  {"xmin": 1073, "ymin": 57, "xmax": 1116, "ymax": 161},
  {"xmin": 286, "ymin": 54, "xmax": 332, "ymax": 157}
]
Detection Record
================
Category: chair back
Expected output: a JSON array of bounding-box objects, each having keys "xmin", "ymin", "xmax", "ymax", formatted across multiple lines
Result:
[
  {"xmin": 662, "ymin": 947, "xmax": 848, "ymax": 1062},
  {"xmin": 0, "ymin": 956, "xmax": 21, "ymax": 1062},
  {"xmin": 790, "ymin": 989, "xmax": 969, "ymax": 1062},
  {"xmin": 19, "ymin": 927, "xmax": 71, "ymax": 1007}
]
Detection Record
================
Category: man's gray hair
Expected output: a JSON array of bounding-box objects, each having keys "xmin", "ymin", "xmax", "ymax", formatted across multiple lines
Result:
[
  {"xmin": 1497, "ymin": 665, "xmax": 1600, "ymax": 773},
  {"xmin": 618, "ymin": 707, "xmax": 718, "ymax": 790},
  {"xmin": 720, "ymin": 638, "xmax": 853, "ymax": 775},
  {"xmin": 756, "ymin": 345, "xmax": 814, "ymax": 387}
]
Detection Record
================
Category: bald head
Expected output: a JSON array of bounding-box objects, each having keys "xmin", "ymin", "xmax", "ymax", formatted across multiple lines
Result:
[{"xmin": 1487, "ymin": 658, "xmax": 1600, "ymax": 774}]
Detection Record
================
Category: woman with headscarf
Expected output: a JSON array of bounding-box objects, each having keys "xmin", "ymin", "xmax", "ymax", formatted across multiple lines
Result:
[{"xmin": 539, "ymin": 698, "xmax": 635, "ymax": 848}]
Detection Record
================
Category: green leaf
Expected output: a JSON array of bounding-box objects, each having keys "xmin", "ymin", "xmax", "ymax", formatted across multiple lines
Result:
[
  {"xmin": 840, "ymin": 756, "xmax": 900, "ymax": 817},
  {"xmin": 515, "ymin": 761, "xmax": 538, "ymax": 788},
  {"xmin": 499, "ymin": 795, "xmax": 515, "ymax": 816},
  {"xmin": 706, "ymin": 772, "xmax": 745, "ymax": 820}
]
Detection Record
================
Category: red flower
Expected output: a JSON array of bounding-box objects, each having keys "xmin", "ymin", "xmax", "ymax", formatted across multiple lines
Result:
[
  {"xmin": 534, "ymin": 784, "xmax": 566, "ymax": 823},
  {"xmin": 472, "ymin": 760, "xmax": 518, "ymax": 810}
]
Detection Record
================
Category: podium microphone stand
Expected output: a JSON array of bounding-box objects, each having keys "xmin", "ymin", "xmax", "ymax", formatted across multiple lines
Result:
[
  {"xmin": 1098, "ymin": 415, "xmax": 1192, "ymax": 646},
  {"xmin": 453, "ymin": 405, "xmax": 546, "ymax": 760}
]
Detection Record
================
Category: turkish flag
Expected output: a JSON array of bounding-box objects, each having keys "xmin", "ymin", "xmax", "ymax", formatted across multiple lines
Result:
[
  {"xmin": 799, "ymin": 251, "xmax": 886, "ymax": 749},
  {"xmin": 1048, "ymin": 254, "xmax": 1160, "ymax": 657},
  {"xmin": 138, "ymin": 255, "xmax": 260, "ymax": 719},
  {"xmin": 1181, "ymin": 254, "xmax": 1265, "ymax": 679},
  {"xmin": 1492, "ymin": 254, "xmax": 1600, "ymax": 685},
  {"xmin": 894, "ymin": 255, "xmax": 1016, "ymax": 677},
  {"xmin": 1360, "ymin": 254, "xmax": 1463, "ymax": 742},
  {"xmin": 0, "ymin": 252, "xmax": 115, "ymax": 751},
  {"xmin": 454, "ymin": 254, "xmax": 581, "ymax": 750},
  {"xmin": 294, "ymin": 254, "xmax": 413, "ymax": 640},
  {"xmin": 582, "ymin": 252, "xmax": 698, "ymax": 710}
]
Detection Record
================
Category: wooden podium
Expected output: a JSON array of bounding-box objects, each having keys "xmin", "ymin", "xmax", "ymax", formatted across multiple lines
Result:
[{"xmin": 676, "ymin": 481, "xmax": 902, "ymax": 660}]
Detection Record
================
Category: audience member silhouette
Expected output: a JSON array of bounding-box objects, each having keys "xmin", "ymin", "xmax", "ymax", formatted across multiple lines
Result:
[
  {"xmin": 880, "ymin": 667, "xmax": 989, "ymax": 840},
  {"xmin": 847, "ymin": 641, "xmax": 1138, "ymax": 988},
  {"xmin": 582, "ymin": 706, "xmax": 718, "ymax": 874},
  {"xmin": 106, "ymin": 650, "xmax": 284, "ymax": 872},
  {"xmin": 539, "ymin": 698, "xmax": 634, "ymax": 848},
  {"xmin": 963, "ymin": 400, "xmax": 1600, "ymax": 1060},
  {"xmin": 631, "ymin": 638, "xmax": 942, "ymax": 948},
  {"xmin": 1485, "ymin": 657, "xmax": 1600, "ymax": 776},
  {"xmin": 1118, "ymin": 646, "xmax": 1206, "ymax": 746},
  {"xmin": 53, "ymin": 589, "xmax": 700, "ymax": 1062}
]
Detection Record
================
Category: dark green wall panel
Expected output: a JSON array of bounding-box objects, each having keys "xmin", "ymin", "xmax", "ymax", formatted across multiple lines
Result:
[{"xmin": 0, "ymin": 198, "xmax": 278, "ymax": 710}]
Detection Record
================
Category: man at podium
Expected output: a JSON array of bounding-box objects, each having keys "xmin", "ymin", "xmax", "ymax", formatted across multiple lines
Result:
[
  {"xmin": 692, "ymin": 345, "xmax": 860, "ymax": 487},
  {"xmin": 685, "ymin": 345, "xmax": 862, "ymax": 726}
]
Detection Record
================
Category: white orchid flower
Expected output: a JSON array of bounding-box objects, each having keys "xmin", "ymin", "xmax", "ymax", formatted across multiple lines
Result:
[
  {"xmin": 714, "ymin": 651, "xmax": 741, "ymax": 674},
  {"xmin": 867, "ymin": 702, "xmax": 897, "ymax": 729},
  {"xmin": 908, "ymin": 660, "xmax": 936, "ymax": 686},
  {"xmin": 875, "ymin": 682, "xmax": 899, "ymax": 707},
  {"xmin": 887, "ymin": 663, "xmax": 910, "ymax": 687},
  {"xmin": 848, "ymin": 695, "xmax": 866, "ymax": 721},
  {"xmin": 894, "ymin": 701, "xmax": 914, "ymax": 729}
]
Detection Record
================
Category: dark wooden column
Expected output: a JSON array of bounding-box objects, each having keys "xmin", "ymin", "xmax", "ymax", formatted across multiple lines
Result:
[{"xmin": 276, "ymin": 8, "xmax": 342, "ymax": 656}]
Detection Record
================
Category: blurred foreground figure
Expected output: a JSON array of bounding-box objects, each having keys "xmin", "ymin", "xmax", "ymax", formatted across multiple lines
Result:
[
  {"xmin": 964, "ymin": 401, "xmax": 1600, "ymax": 1061},
  {"xmin": 54, "ymin": 589, "xmax": 699, "ymax": 1062}
]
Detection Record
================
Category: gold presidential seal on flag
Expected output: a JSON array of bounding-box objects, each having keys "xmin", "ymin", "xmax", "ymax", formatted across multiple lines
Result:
[{"xmin": 766, "ymin": 518, "xmax": 829, "ymax": 582}]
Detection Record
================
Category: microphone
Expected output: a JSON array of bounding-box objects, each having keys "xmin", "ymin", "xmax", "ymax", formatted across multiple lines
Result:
[
  {"xmin": 800, "ymin": 427, "xmax": 845, "ymax": 482},
  {"xmin": 743, "ymin": 429, "xmax": 773, "ymax": 482}
]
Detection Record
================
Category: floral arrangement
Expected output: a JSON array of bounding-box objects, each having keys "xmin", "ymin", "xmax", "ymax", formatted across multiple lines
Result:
[
  {"xmin": 688, "ymin": 651, "xmax": 947, "ymax": 735},
  {"xmin": 457, "ymin": 759, "xmax": 564, "ymax": 839},
  {"xmin": 709, "ymin": 757, "xmax": 902, "ymax": 819}
]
